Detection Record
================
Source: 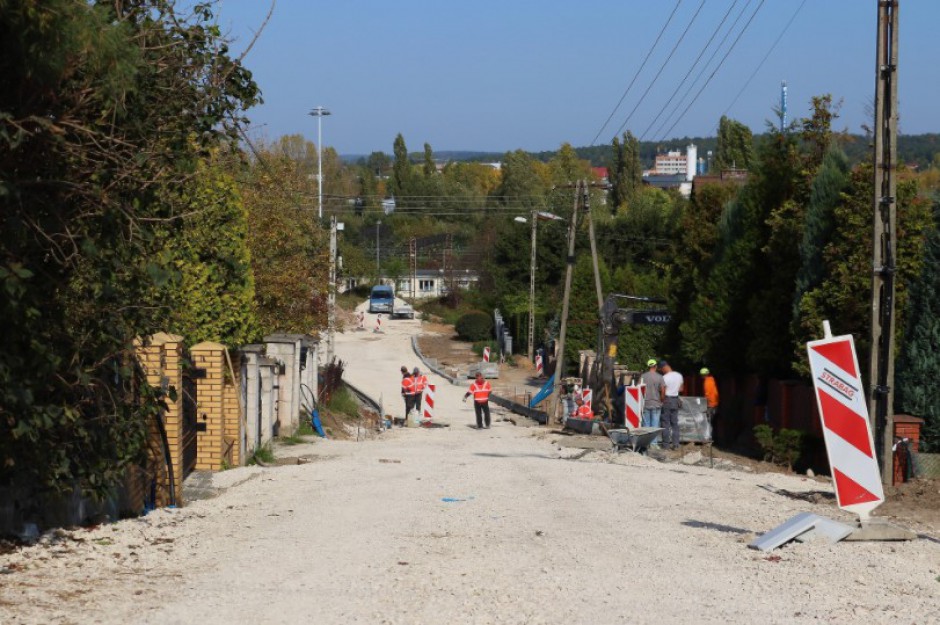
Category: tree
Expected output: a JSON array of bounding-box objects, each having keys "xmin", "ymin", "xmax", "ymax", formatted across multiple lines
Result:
[
  {"xmin": 423, "ymin": 142, "xmax": 436, "ymax": 177},
  {"xmin": 896, "ymin": 202, "xmax": 940, "ymax": 451},
  {"xmin": 389, "ymin": 133, "xmax": 413, "ymax": 202},
  {"xmin": 493, "ymin": 150, "xmax": 547, "ymax": 208},
  {"xmin": 714, "ymin": 116, "xmax": 754, "ymax": 171},
  {"xmin": 607, "ymin": 132, "xmax": 642, "ymax": 213},
  {"xmin": 0, "ymin": 0, "xmax": 259, "ymax": 495}
]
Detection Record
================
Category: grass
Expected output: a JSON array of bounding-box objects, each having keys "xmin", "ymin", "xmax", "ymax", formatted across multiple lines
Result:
[
  {"xmin": 329, "ymin": 386, "xmax": 360, "ymax": 420},
  {"xmin": 279, "ymin": 418, "xmax": 316, "ymax": 445},
  {"xmin": 248, "ymin": 444, "xmax": 275, "ymax": 465}
]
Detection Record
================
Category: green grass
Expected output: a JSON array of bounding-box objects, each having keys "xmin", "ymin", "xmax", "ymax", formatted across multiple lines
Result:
[
  {"xmin": 329, "ymin": 386, "xmax": 360, "ymax": 420},
  {"xmin": 248, "ymin": 444, "xmax": 275, "ymax": 465}
]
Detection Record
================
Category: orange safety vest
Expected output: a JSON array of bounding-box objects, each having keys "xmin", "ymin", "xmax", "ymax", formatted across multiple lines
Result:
[
  {"xmin": 574, "ymin": 404, "xmax": 594, "ymax": 420},
  {"xmin": 703, "ymin": 376, "xmax": 719, "ymax": 408},
  {"xmin": 414, "ymin": 374, "xmax": 428, "ymax": 393},
  {"xmin": 469, "ymin": 380, "xmax": 491, "ymax": 403},
  {"xmin": 401, "ymin": 375, "xmax": 415, "ymax": 396}
]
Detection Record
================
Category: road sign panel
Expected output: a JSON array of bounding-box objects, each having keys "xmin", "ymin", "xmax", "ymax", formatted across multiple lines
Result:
[
  {"xmin": 624, "ymin": 385, "xmax": 642, "ymax": 428},
  {"xmin": 629, "ymin": 311, "xmax": 671, "ymax": 325},
  {"xmin": 807, "ymin": 332, "xmax": 884, "ymax": 519}
]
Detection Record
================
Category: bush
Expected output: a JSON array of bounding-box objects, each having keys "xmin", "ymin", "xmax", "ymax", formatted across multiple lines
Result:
[
  {"xmin": 753, "ymin": 425, "xmax": 804, "ymax": 469},
  {"xmin": 455, "ymin": 310, "xmax": 493, "ymax": 341}
]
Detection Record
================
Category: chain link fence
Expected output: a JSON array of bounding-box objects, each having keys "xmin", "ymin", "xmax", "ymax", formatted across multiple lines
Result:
[{"xmin": 895, "ymin": 440, "xmax": 940, "ymax": 481}]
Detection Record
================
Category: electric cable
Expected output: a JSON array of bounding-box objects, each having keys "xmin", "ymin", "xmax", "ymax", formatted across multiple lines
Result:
[
  {"xmin": 650, "ymin": 0, "xmax": 753, "ymax": 142},
  {"xmin": 589, "ymin": 0, "xmax": 684, "ymax": 146},
  {"xmin": 639, "ymin": 0, "xmax": 740, "ymax": 141},
  {"xmin": 656, "ymin": 0, "xmax": 767, "ymax": 142},
  {"xmin": 613, "ymin": 0, "xmax": 708, "ymax": 139},
  {"xmin": 721, "ymin": 0, "xmax": 808, "ymax": 121}
]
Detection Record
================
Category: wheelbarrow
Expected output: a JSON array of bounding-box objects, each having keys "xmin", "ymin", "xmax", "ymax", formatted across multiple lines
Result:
[{"xmin": 606, "ymin": 427, "xmax": 664, "ymax": 453}]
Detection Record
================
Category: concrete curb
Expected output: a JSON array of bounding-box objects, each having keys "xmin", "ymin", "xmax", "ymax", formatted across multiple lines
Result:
[
  {"xmin": 411, "ymin": 335, "xmax": 459, "ymax": 385},
  {"xmin": 343, "ymin": 379, "xmax": 382, "ymax": 415},
  {"xmin": 489, "ymin": 393, "xmax": 549, "ymax": 425}
]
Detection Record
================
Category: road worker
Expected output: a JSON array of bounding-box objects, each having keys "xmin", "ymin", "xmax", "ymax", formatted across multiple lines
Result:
[
  {"xmin": 571, "ymin": 395, "xmax": 594, "ymax": 420},
  {"xmin": 412, "ymin": 366, "xmax": 428, "ymax": 416},
  {"xmin": 659, "ymin": 360, "xmax": 684, "ymax": 450},
  {"xmin": 701, "ymin": 367, "xmax": 719, "ymax": 439},
  {"xmin": 463, "ymin": 371, "xmax": 492, "ymax": 429},
  {"xmin": 400, "ymin": 366, "xmax": 415, "ymax": 425}
]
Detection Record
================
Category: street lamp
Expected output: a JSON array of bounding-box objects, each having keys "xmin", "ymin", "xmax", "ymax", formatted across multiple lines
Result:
[
  {"xmin": 308, "ymin": 106, "xmax": 331, "ymax": 220},
  {"xmin": 515, "ymin": 211, "xmax": 563, "ymax": 363}
]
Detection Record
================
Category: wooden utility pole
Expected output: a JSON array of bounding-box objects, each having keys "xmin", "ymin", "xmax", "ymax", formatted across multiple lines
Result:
[
  {"xmin": 527, "ymin": 210, "xmax": 537, "ymax": 363},
  {"xmin": 552, "ymin": 182, "xmax": 582, "ymax": 424},
  {"xmin": 868, "ymin": 0, "xmax": 899, "ymax": 485}
]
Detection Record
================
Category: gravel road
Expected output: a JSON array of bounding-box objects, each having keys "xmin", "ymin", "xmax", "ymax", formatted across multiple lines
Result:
[{"xmin": 1, "ymin": 308, "xmax": 937, "ymax": 625}]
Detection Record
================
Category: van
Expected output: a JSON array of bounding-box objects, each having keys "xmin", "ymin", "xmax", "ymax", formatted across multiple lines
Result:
[{"xmin": 369, "ymin": 285, "xmax": 395, "ymax": 313}]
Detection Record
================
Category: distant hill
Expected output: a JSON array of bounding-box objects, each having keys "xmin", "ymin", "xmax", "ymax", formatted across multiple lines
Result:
[{"xmin": 342, "ymin": 133, "xmax": 940, "ymax": 170}]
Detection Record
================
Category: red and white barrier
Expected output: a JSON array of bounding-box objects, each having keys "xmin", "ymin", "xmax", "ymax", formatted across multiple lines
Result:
[
  {"xmin": 357, "ymin": 311, "xmax": 365, "ymax": 330},
  {"xmin": 807, "ymin": 326, "xmax": 885, "ymax": 519},
  {"xmin": 535, "ymin": 353, "xmax": 543, "ymax": 377},
  {"xmin": 624, "ymin": 384, "xmax": 642, "ymax": 429},
  {"xmin": 581, "ymin": 388, "xmax": 592, "ymax": 409},
  {"xmin": 483, "ymin": 346, "xmax": 490, "ymax": 362},
  {"xmin": 422, "ymin": 383, "xmax": 435, "ymax": 423},
  {"xmin": 374, "ymin": 314, "xmax": 383, "ymax": 333}
]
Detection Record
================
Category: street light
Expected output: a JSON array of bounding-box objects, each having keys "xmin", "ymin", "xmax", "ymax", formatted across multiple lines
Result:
[
  {"xmin": 308, "ymin": 106, "xmax": 331, "ymax": 220},
  {"xmin": 514, "ymin": 210, "xmax": 563, "ymax": 363}
]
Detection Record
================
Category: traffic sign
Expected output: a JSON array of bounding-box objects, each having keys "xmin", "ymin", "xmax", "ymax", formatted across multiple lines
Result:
[{"xmin": 807, "ymin": 331, "xmax": 884, "ymax": 519}]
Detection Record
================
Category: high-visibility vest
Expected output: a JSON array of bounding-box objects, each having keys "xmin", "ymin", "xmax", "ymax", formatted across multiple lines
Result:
[
  {"xmin": 414, "ymin": 374, "xmax": 428, "ymax": 393},
  {"xmin": 703, "ymin": 376, "xmax": 719, "ymax": 408},
  {"xmin": 574, "ymin": 404, "xmax": 594, "ymax": 420},
  {"xmin": 401, "ymin": 376, "xmax": 415, "ymax": 396},
  {"xmin": 469, "ymin": 380, "xmax": 491, "ymax": 403}
]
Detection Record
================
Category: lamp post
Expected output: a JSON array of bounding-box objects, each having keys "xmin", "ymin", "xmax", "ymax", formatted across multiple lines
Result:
[
  {"xmin": 514, "ymin": 211, "xmax": 563, "ymax": 363},
  {"xmin": 308, "ymin": 106, "xmax": 331, "ymax": 220}
]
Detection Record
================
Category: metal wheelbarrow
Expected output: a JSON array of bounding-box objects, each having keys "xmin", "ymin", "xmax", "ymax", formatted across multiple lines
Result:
[{"xmin": 606, "ymin": 427, "xmax": 663, "ymax": 453}]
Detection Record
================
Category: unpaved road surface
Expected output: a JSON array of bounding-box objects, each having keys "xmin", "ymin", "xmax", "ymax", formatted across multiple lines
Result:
[{"xmin": 1, "ymin": 306, "xmax": 938, "ymax": 625}]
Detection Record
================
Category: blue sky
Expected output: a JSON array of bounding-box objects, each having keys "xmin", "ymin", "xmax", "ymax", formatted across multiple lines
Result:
[{"xmin": 217, "ymin": 1, "xmax": 938, "ymax": 156}]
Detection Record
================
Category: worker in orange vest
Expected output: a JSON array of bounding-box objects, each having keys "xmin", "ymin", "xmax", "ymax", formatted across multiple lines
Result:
[
  {"xmin": 400, "ymin": 366, "xmax": 415, "ymax": 425},
  {"xmin": 571, "ymin": 395, "xmax": 594, "ymax": 420},
  {"xmin": 412, "ymin": 367, "xmax": 428, "ymax": 415},
  {"xmin": 463, "ymin": 371, "xmax": 492, "ymax": 429},
  {"xmin": 701, "ymin": 367, "xmax": 719, "ymax": 436}
]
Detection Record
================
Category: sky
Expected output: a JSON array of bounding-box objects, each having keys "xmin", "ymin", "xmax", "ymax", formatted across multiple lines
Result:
[{"xmin": 217, "ymin": 0, "xmax": 938, "ymax": 157}]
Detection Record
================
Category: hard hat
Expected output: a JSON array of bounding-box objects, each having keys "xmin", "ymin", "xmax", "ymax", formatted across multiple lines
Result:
[
  {"xmin": 700, "ymin": 367, "xmax": 710, "ymax": 375},
  {"xmin": 646, "ymin": 359, "xmax": 657, "ymax": 368}
]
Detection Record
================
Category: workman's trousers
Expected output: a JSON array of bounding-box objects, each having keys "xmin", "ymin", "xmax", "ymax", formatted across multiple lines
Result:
[
  {"xmin": 403, "ymin": 395, "xmax": 416, "ymax": 422},
  {"xmin": 473, "ymin": 401, "xmax": 491, "ymax": 428},
  {"xmin": 661, "ymin": 397, "xmax": 681, "ymax": 449},
  {"xmin": 414, "ymin": 392, "xmax": 423, "ymax": 415}
]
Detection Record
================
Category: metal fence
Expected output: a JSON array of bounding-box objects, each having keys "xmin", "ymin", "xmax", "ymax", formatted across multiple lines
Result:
[{"xmin": 896, "ymin": 440, "xmax": 940, "ymax": 481}]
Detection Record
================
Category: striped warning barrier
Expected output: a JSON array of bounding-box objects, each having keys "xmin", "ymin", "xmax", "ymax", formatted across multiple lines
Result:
[
  {"xmin": 581, "ymin": 388, "xmax": 592, "ymax": 409},
  {"xmin": 624, "ymin": 384, "xmax": 642, "ymax": 429},
  {"xmin": 483, "ymin": 346, "xmax": 490, "ymax": 362},
  {"xmin": 422, "ymin": 383, "xmax": 435, "ymax": 422},
  {"xmin": 535, "ymin": 353, "xmax": 543, "ymax": 377},
  {"xmin": 807, "ymin": 328, "xmax": 885, "ymax": 519},
  {"xmin": 374, "ymin": 314, "xmax": 383, "ymax": 333}
]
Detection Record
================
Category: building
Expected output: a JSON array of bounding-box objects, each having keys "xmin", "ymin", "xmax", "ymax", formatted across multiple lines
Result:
[
  {"xmin": 643, "ymin": 144, "xmax": 698, "ymax": 197},
  {"xmin": 340, "ymin": 269, "xmax": 480, "ymax": 301}
]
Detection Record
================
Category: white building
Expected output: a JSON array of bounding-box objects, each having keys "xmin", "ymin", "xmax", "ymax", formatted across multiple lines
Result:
[{"xmin": 340, "ymin": 269, "xmax": 480, "ymax": 300}]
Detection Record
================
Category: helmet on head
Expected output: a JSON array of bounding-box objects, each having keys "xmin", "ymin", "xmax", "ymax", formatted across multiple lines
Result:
[
  {"xmin": 646, "ymin": 359, "xmax": 657, "ymax": 368},
  {"xmin": 700, "ymin": 367, "xmax": 710, "ymax": 375}
]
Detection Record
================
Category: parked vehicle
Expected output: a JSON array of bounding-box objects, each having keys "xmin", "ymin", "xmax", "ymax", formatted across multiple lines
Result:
[
  {"xmin": 391, "ymin": 302, "xmax": 415, "ymax": 320},
  {"xmin": 369, "ymin": 285, "xmax": 395, "ymax": 313}
]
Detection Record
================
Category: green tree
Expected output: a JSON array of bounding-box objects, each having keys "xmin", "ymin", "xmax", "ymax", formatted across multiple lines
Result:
[
  {"xmin": 423, "ymin": 142, "xmax": 436, "ymax": 178},
  {"xmin": 493, "ymin": 150, "xmax": 547, "ymax": 208},
  {"xmin": 715, "ymin": 116, "xmax": 754, "ymax": 171},
  {"xmin": 389, "ymin": 133, "xmax": 413, "ymax": 202},
  {"xmin": 0, "ymin": 0, "xmax": 259, "ymax": 495},
  {"xmin": 896, "ymin": 202, "xmax": 940, "ymax": 450}
]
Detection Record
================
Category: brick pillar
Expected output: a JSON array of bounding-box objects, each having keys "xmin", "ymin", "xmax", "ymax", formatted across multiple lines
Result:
[
  {"xmin": 135, "ymin": 333, "xmax": 185, "ymax": 507},
  {"xmin": 191, "ymin": 342, "xmax": 225, "ymax": 471},
  {"xmin": 223, "ymin": 352, "xmax": 243, "ymax": 466}
]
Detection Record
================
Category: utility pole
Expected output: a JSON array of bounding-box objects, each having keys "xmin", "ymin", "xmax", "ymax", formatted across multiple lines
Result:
[
  {"xmin": 869, "ymin": 0, "xmax": 899, "ymax": 485},
  {"xmin": 327, "ymin": 215, "xmax": 337, "ymax": 365},
  {"xmin": 376, "ymin": 221, "xmax": 381, "ymax": 271},
  {"xmin": 409, "ymin": 237, "xmax": 417, "ymax": 299},
  {"xmin": 552, "ymin": 182, "xmax": 582, "ymax": 424},
  {"xmin": 584, "ymin": 183, "xmax": 612, "ymax": 415},
  {"xmin": 527, "ymin": 209, "xmax": 537, "ymax": 363}
]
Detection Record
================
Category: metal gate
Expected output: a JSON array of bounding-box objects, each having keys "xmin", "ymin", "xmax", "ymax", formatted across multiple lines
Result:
[{"xmin": 181, "ymin": 370, "xmax": 198, "ymax": 479}]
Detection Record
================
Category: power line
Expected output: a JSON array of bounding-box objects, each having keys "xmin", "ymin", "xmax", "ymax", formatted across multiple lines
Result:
[
  {"xmin": 589, "ymin": 0, "xmax": 684, "ymax": 146},
  {"xmin": 613, "ymin": 0, "xmax": 708, "ymax": 139},
  {"xmin": 649, "ymin": 0, "xmax": 754, "ymax": 142},
  {"xmin": 656, "ymin": 0, "xmax": 767, "ymax": 142},
  {"xmin": 638, "ymin": 0, "xmax": 740, "ymax": 141},
  {"xmin": 721, "ymin": 0, "xmax": 808, "ymax": 121}
]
